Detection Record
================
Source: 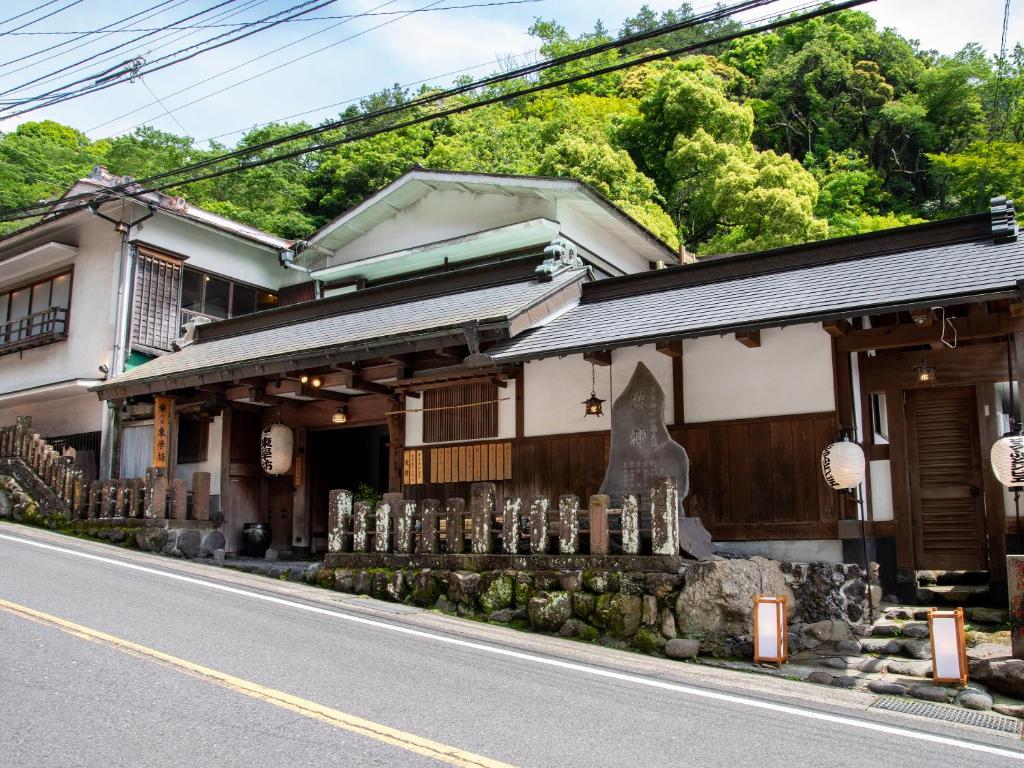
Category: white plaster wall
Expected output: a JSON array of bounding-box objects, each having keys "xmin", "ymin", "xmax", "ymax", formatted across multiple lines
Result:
[
  {"xmin": 557, "ymin": 204, "xmax": 659, "ymax": 274},
  {"xmin": 405, "ymin": 380, "xmax": 517, "ymax": 446},
  {"xmin": 0, "ymin": 216, "xmax": 121, "ymax": 396},
  {"xmin": 869, "ymin": 460, "xmax": 894, "ymax": 522},
  {"xmin": 175, "ymin": 414, "xmax": 224, "ymax": 495},
  {"xmin": 0, "ymin": 393, "xmax": 104, "ymax": 436},
  {"xmin": 335, "ymin": 191, "xmax": 555, "ymax": 265},
  {"xmin": 683, "ymin": 324, "xmax": 835, "ymax": 423},
  {"xmin": 132, "ymin": 211, "xmax": 284, "ymax": 290},
  {"xmin": 523, "ymin": 345, "xmax": 674, "ymax": 437},
  {"xmin": 714, "ymin": 539, "xmax": 844, "ymax": 563}
]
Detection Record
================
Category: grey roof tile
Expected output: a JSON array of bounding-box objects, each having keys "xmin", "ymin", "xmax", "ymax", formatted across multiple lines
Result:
[
  {"xmin": 107, "ymin": 269, "xmax": 587, "ymax": 387},
  {"xmin": 491, "ymin": 237, "xmax": 1024, "ymax": 361}
]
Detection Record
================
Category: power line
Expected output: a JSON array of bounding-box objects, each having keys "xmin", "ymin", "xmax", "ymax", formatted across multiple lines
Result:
[
  {"xmin": 108, "ymin": 0, "xmax": 461, "ymax": 139},
  {"xmin": 86, "ymin": 0, "xmax": 404, "ymax": 135},
  {"xmin": 0, "ymin": 0, "xmax": 84, "ymax": 36},
  {"xmin": 0, "ymin": 0, "xmax": 338, "ymax": 116},
  {"xmin": 0, "ymin": 0, "xmax": 235, "ymax": 100},
  {"xmin": 138, "ymin": 75, "xmax": 191, "ymax": 137},
  {"xmin": 0, "ymin": 0, "xmax": 66, "ymax": 30},
  {"xmin": 0, "ymin": 1, "xmax": 192, "ymax": 78},
  {"xmin": 0, "ymin": 0, "xmax": 871, "ymax": 223},
  {"xmin": 1, "ymin": 0, "xmax": 785, "ymax": 215},
  {"xmin": 0, "ymin": 0, "xmax": 544, "ymax": 34}
]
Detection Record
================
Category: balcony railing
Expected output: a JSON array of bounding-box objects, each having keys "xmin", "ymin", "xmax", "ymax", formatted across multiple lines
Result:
[{"xmin": 0, "ymin": 306, "xmax": 68, "ymax": 356}]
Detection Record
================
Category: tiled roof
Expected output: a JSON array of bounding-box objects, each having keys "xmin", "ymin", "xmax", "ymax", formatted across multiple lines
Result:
[
  {"xmin": 99, "ymin": 268, "xmax": 588, "ymax": 389},
  {"xmin": 490, "ymin": 235, "xmax": 1024, "ymax": 361}
]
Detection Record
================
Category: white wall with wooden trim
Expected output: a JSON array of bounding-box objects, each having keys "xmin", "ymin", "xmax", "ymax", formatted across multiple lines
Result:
[
  {"xmin": 683, "ymin": 323, "xmax": 835, "ymax": 423},
  {"xmin": 522, "ymin": 345, "xmax": 674, "ymax": 437},
  {"xmin": 175, "ymin": 414, "xmax": 224, "ymax": 495}
]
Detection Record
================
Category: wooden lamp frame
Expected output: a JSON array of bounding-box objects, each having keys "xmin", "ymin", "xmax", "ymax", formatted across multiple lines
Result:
[
  {"xmin": 753, "ymin": 594, "xmax": 789, "ymax": 665},
  {"xmin": 928, "ymin": 607, "xmax": 968, "ymax": 686}
]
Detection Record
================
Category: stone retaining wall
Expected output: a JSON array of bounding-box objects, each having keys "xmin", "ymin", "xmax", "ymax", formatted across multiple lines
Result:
[{"xmin": 310, "ymin": 556, "xmax": 872, "ymax": 658}]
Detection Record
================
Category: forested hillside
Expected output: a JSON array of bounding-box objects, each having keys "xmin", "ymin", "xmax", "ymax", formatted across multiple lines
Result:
[{"xmin": 0, "ymin": 6, "xmax": 1020, "ymax": 255}]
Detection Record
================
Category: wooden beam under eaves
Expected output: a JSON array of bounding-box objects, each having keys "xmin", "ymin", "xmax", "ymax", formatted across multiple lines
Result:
[
  {"xmin": 910, "ymin": 308, "xmax": 935, "ymax": 327},
  {"xmin": 583, "ymin": 350, "xmax": 612, "ymax": 366},
  {"xmin": 1010, "ymin": 302, "xmax": 1024, "ymax": 319},
  {"xmin": 656, "ymin": 339, "xmax": 683, "ymax": 358},
  {"xmin": 822, "ymin": 319, "xmax": 850, "ymax": 337},
  {"xmin": 735, "ymin": 330, "xmax": 761, "ymax": 348}
]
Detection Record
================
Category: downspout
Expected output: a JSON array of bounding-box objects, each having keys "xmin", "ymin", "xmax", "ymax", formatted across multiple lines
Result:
[
  {"xmin": 98, "ymin": 202, "xmax": 156, "ymax": 479},
  {"xmin": 280, "ymin": 246, "xmax": 322, "ymax": 299}
]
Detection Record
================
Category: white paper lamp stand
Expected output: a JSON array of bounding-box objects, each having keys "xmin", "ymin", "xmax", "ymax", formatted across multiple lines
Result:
[
  {"xmin": 753, "ymin": 594, "xmax": 788, "ymax": 666},
  {"xmin": 929, "ymin": 608, "xmax": 968, "ymax": 686}
]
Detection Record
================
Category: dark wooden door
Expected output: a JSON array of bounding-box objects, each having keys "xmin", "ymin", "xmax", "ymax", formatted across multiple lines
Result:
[
  {"xmin": 907, "ymin": 386, "xmax": 988, "ymax": 570},
  {"xmin": 224, "ymin": 408, "xmax": 265, "ymax": 552}
]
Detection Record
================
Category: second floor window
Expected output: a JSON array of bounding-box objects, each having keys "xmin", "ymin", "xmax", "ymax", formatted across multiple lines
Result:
[
  {"xmin": 0, "ymin": 270, "xmax": 72, "ymax": 354},
  {"xmin": 181, "ymin": 267, "xmax": 277, "ymax": 321}
]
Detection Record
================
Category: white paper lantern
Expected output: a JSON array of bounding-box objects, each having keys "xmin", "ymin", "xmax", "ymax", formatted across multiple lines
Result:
[
  {"xmin": 929, "ymin": 608, "xmax": 967, "ymax": 685},
  {"xmin": 260, "ymin": 423, "xmax": 293, "ymax": 476},
  {"xmin": 753, "ymin": 594, "xmax": 788, "ymax": 664},
  {"xmin": 821, "ymin": 437, "xmax": 865, "ymax": 490},
  {"xmin": 991, "ymin": 433, "xmax": 1024, "ymax": 488}
]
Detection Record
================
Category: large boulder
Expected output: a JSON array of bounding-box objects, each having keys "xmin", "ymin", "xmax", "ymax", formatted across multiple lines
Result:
[
  {"xmin": 528, "ymin": 592, "xmax": 572, "ymax": 631},
  {"xmin": 175, "ymin": 528, "xmax": 202, "ymax": 559},
  {"xmin": 675, "ymin": 556, "xmax": 794, "ymax": 655},
  {"xmin": 593, "ymin": 593, "xmax": 643, "ymax": 640},
  {"xmin": 200, "ymin": 530, "xmax": 226, "ymax": 557},
  {"xmin": 970, "ymin": 655, "xmax": 1024, "ymax": 698},
  {"xmin": 448, "ymin": 571, "xmax": 480, "ymax": 606},
  {"xmin": 136, "ymin": 526, "xmax": 168, "ymax": 552},
  {"xmin": 478, "ymin": 573, "xmax": 514, "ymax": 614}
]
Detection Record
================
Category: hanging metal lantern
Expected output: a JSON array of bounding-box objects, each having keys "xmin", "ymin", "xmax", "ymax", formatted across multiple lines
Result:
[
  {"xmin": 991, "ymin": 432, "xmax": 1024, "ymax": 489},
  {"xmin": 821, "ymin": 431, "xmax": 865, "ymax": 490},
  {"xmin": 260, "ymin": 423, "xmax": 293, "ymax": 475},
  {"xmin": 332, "ymin": 406, "xmax": 348, "ymax": 424},
  {"xmin": 582, "ymin": 362, "xmax": 605, "ymax": 417},
  {"xmin": 914, "ymin": 358, "xmax": 936, "ymax": 385}
]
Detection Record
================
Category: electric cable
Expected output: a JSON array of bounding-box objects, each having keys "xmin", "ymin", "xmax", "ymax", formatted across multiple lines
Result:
[
  {"xmin": 0, "ymin": 0, "xmax": 331, "ymax": 113},
  {"xmin": 0, "ymin": 0, "xmax": 84, "ymax": 37},
  {"xmin": 0, "ymin": 0, "xmax": 871, "ymax": 223}
]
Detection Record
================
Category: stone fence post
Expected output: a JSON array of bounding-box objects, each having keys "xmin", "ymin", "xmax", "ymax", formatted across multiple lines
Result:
[
  {"xmin": 394, "ymin": 500, "xmax": 416, "ymax": 554},
  {"xmin": 529, "ymin": 496, "xmax": 549, "ymax": 554},
  {"xmin": 444, "ymin": 498, "xmax": 465, "ymax": 554},
  {"xmin": 558, "ymin": 495, "xmax": 579, "ymax": 554},
  {"xmin": 169, "ymin": 479, "xmax": 188, "ymax": 520},
  {"xmin": 650, "ymin": 476, "xmax": 679, "ymax": 556},
  {"xmin": 470, "ymin": 482, "xmax": 496, "ymax": 555},
  {"xmin": 374, "ymin": 497, "xmax": 396, "ymax": 554},
  {"xmin": 502, "ymin": 496, "xmax": 523, "ymax": 554},
  {"xmin": 419, "ymin": 499, "xmax": 441, "ymax": 554},
  {"xmin": 620, "ymin": 494, "xmax": 640, "ymax": 555},
  {"xmin": 352, "ymin": 500, "xmax": 371, "ymax": 552},
  {"xmin": 328, "ymin": 490, "xmax": 353, "ymax": 554}
]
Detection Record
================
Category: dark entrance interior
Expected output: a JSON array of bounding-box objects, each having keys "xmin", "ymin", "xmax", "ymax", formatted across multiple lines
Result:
[{"xmin": 309, "ymin": 424, "xmax": 389, "ymax": 552}]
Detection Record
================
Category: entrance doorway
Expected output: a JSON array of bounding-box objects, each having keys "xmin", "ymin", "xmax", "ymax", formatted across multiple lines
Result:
[
  {"xmin": 907, "ymin": 386, "xmax": 988, "ymax": 570},
  {"xmin": 308, "ymin": 424, "xmax": 389, "ymax": 552}
]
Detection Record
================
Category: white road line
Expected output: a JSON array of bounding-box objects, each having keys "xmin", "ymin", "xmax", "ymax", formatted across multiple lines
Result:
[{"xmin": 2, "ymin": 530, "xmax": 1021, "ymax": 761}]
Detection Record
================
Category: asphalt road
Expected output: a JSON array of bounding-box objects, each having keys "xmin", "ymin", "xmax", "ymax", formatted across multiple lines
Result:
[{"xmin": 1, "ymin": 522, "xmax": 1022, "ymax": 768}]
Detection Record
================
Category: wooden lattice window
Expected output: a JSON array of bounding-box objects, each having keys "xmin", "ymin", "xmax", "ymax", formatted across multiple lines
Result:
[
  {"xmin": 130, "ymin": 246, "xmax": 183, "ymax": 353},
  {"xmin": 423, "ymin": 382, "xmax": 499, "ymax": 443}
]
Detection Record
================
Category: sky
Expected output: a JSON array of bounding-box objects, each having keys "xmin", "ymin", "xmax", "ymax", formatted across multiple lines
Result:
[{"xmin": 0, "ymin": 0, "xmax": 1018, "ymax": 145}]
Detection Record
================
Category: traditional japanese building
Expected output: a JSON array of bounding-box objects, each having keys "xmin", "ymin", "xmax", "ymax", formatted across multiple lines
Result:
[{"xmin": 91, "ymin": 169, "xmax": 1023, "ymax": 598}]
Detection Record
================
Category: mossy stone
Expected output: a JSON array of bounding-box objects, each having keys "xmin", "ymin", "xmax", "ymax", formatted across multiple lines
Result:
[
  {"xmin": 634, "ymin": 627, "xmax": 666, "ymax": 653},
  {"xmin": 594, "ymin": 593, "xmax": 643, "ymax": 639},
  {"xmin": 479, "ymin": 574, "xmax": 514, "ymax": 614}
]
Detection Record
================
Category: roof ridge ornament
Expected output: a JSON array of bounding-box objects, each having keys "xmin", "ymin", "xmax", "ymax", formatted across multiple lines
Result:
[
  {"xmin": 536, "ymin": 237, "xmax": 583, "ymax": 281},
  {"xmin": 991, "ymin": 196, "xmax": 1018, "ymax": 243}
]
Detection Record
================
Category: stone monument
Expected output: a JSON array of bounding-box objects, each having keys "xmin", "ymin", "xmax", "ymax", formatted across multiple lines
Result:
[
  {"xmin": 599, "ymin": 362, "xmax": 689, "ymax": 506},
  {"xmin": 599, "ymin": 361, "xmax": 712, "ymax": 559}
]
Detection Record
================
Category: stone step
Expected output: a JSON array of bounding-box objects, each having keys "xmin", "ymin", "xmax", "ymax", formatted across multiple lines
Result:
[{"xmin": 916, "ymin": 583, "xmax": 989, "ymax": 607}]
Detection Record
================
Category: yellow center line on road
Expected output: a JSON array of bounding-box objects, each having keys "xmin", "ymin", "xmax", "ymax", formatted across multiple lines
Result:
[{"xmin": 0, "ymin": 596, "xmax": 517, "ymax": 768}]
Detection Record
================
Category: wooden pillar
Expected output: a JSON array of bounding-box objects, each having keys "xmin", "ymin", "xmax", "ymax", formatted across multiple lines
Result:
[
  {"xmin": 589, "ymin": 494, "xmax": 610, "ymax": 555},
  {"xmin": 191, "ymin": 472, "xmax": 211, "ymax": 521},
  {"xmin": 387, "ymin": 395, "xmax": 406, "ymax": 493}
]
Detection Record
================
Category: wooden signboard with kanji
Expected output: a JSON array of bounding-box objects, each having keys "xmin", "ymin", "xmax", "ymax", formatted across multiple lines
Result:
[{"xmin": 152, "ymin": 396, "xmax": 173, "ymax": 469}]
